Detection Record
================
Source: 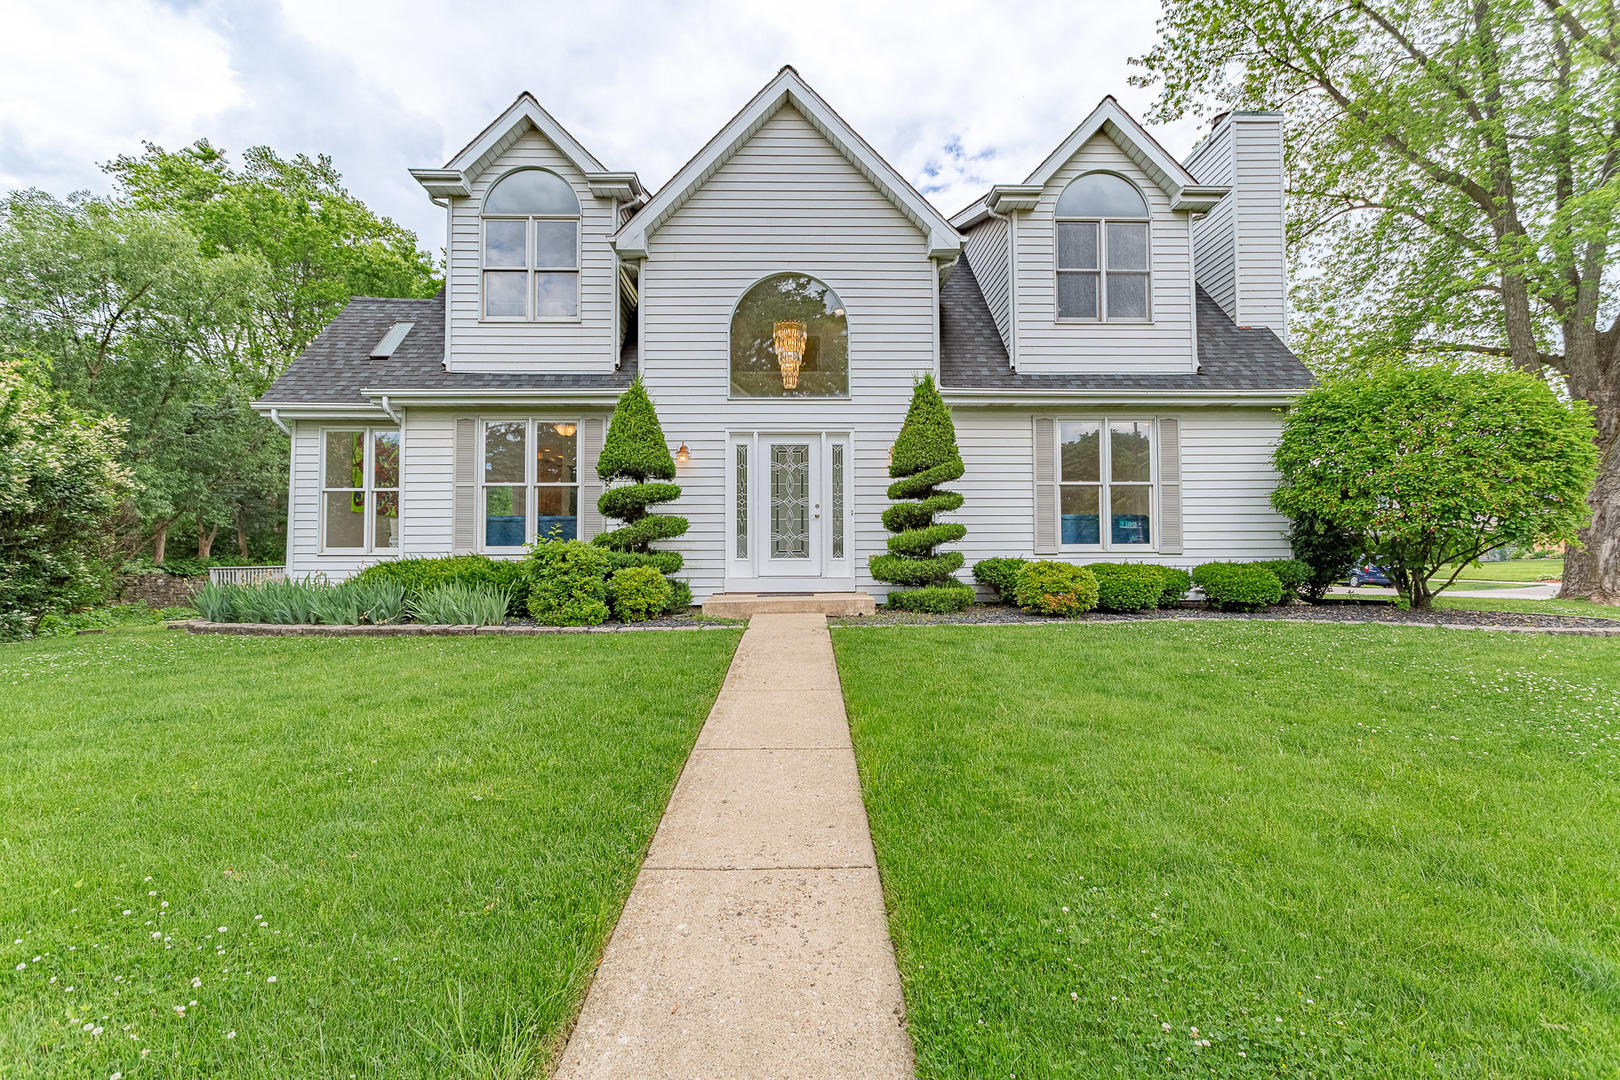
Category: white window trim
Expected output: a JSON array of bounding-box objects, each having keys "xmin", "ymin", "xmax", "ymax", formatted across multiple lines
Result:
[
  {"xmin": 479, "ymin": 169, "xmax": 583, "ymax": 325},
  {"xmin": 478, "ymin": 417, "xmax": 583, "ymax": 554},
  {"xmin": 1053, "ymin": 416, "xmax": 1159, "ymax": 553},
  {"xmin": 318, "ymin": 426, "xmax": 401, "ymax": 555},
  {"xmin": 1053, "ymin": 173, "xmax": 1153, "ymax": 325},
  {"xmin": 726, "ymin": 271, "xmax": 852, "ymax": 401}
]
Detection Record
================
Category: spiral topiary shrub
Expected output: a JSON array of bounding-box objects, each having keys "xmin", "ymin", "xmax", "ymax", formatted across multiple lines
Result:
[
  {"xmin": 1084, "ymin": 563, "xmax": 1166, "ymax": 613},
  {"xmin": 870, "ymin": 376, "xmax": 973, "ymax": 612},
  {"xmin": 592, "ymin": 377, "xmax": 690, "ymax": 613},
  {"xmin": 608, "ymin": 565, "xmax": 671, "ymax": 622},
  {"xmin": 527, "ymin": 539, "xmax": 611, "ymax": 626},
  {"xmin": 1013, "ymin": 561, "xmax": 1099, "ymax": 617},
  {"xmin": 1192, "ymin": 562, "xmax": 1283, "ymax": 612},
  {"xmin": 972, "ymin": 557, "xmax": 1027, "ymax": 603}
]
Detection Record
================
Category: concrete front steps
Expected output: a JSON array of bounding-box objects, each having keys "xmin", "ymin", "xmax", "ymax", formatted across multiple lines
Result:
[{"xmin": 702, "ymin": 591, "xmax": 877, "ymax": 617}]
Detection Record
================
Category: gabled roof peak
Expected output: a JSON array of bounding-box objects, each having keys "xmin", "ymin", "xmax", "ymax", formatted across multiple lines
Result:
[
  {"xmin": 613, "ymin": 66, "xmax": 961, "ymax": 261},
  {"xmin": 410, "ymin": 93, "xmax": 643, "ymax": 202}
]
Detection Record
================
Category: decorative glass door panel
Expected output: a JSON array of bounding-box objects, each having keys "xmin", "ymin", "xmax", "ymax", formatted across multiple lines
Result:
[{"xmin": 730, "ymin": 433, "xmax": 851, "ymax": 586}]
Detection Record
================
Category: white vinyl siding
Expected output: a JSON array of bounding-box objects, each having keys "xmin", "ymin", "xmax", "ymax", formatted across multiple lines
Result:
[
  {"xmin": 1013, "ymin": 135, "xmax": 1196, "ymax": 374},
  {"xmin": 637, "ymin": 103, "xmax": 936, "ymax": 599},
  {"xmin": 961, "ymin": 216, "xmax": 1011, "ymax": 349},
  {"xmin": 1184, "ymin": 114, "xmax": 1287, "ymax": 335},
  {"xmin": 446, "ymin": 130, "xmax": 616, "ymax": 372}
]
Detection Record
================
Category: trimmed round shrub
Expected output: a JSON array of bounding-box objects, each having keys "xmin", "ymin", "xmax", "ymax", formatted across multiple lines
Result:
[
  {"xmin": 1013, "ymin": 561, "xmax": 1099, "ymax": 617},
  {"xmin": 1155, "ymin": 566, "xmax": 1193, "ymax": 607},
  {"xmin": 1240, "ymin": 558, "xmax": 1310, "ymax": 598},
  {"xmin": 886, "ymin": 582, "xmax": 977, "ymax": 613},
  {"xmin": 527, "ymin": 540, "xmax": 610, "ymax": 626},
  {"xmin": 1192, "ymin": 563, "xmax": 1283, "ymax": 612},
  {"xmin": 1084, "ymin": 563, "xmax": 1166, "ymax": 613},
  {"xmin": 972, "ymin": 557, "xmax": 1027, "ymax": 602},
  {"xmin": 608, "ymin": 566, "xmax": 671, "ymax": 622},
  {"xmin": 355, "ymin": 554, "xmax": 531, "ymax": 615},
  {"xmin": 663, "ymin": 579, "xmax": 694, "ymax": 615}
]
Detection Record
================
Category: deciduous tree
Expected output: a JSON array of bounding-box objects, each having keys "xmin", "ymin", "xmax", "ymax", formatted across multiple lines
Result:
[{"xmin": 1134, "ymin": 0, "xmax": 1620, "ymax": 602}]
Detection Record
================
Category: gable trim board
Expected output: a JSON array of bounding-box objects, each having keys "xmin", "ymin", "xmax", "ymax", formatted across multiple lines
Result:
[{"xmin": 613, "ymin": 66, "xmax": 961, "ymax": 263}]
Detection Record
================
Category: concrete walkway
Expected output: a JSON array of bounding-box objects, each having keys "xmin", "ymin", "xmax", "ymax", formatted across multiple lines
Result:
[{"xmin": 554, "ymin": 613, "xmax": 915, "ymax": 1080}]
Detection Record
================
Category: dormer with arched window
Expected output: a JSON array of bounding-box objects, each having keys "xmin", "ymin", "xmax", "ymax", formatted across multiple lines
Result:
[
  {"xmin": 1054, "ymin": 172, "xmax": 1150, "ymax": 322},
  {"xmin": 481, "ymin": 168, "xmax": 581, "ymax": 321}
]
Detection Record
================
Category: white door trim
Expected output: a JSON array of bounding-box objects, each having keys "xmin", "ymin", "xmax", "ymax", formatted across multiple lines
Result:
[{"xmin": 724, "ymin": 430, "xmax": 855, "ymax": 593}]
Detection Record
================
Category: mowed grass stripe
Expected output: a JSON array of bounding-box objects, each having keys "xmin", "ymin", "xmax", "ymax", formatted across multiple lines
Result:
[
  {"xmin": 0, "ymin": 627, "xmax": 740, "ymax": 1078},
  {"xmin": 834, "ymin": 621, "xmax": 1620, "ymax": 1079}
]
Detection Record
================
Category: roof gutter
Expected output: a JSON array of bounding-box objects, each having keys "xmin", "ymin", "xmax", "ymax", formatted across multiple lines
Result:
[
  {"xmin": 939, "ymin": 386, "xmax": 1310, "ymax": 408},
  {"xmin": 358, "ymin": 387, "xmax": 626, "ymax": 409}
]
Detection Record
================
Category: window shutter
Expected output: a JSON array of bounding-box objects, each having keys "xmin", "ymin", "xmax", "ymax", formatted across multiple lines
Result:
[
  {"xmin": 1033, "ymin": 416, "xmax": 1058, "ymax": 554},
  {"xmin": 579, "ymin": 416, "xmax": 606, "ymax": 539},
  {"xmin": 1157, "ymin": 416, "xmax": 1183, "ymax": 555},
  {"xmin": 453, "ymin": 417, "xmax": 477, "ymax": 553}
]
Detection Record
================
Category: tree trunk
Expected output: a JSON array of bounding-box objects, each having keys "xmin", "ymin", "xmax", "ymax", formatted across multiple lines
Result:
[
  {"xmin": 197, "ymin": 522, "xmax": 218, "ymax": 560},
  {"xmin": 1560, "ymin": 337, "xmax": 1619, "ymax": 605},
  {"xmin": 235, "ymin": 505, "xmax": 249, "ymax": 558},
  {"xmin": 152, "ymin": 523, "xmax": 168, "ymax": 564}
]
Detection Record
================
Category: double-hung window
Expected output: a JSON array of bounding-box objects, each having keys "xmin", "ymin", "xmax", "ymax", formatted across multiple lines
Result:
[
  {"xmin": 1057, "ymin": 419, "xmax": 1155, "ymax": 548},
  {"xmin": 322, "ymin": 428, "xmax": 400, "ymax": 552},
  {"xmin": 481, "ymin": 419, "xmax": 580, "ymax": 551},
  {"xmin": 1055, "ymin": 171, "xmax": 1151, "ymax": 321},
  {"xmin": 482, "ymin": 168, "xmax": 581, "ymax": 320}
]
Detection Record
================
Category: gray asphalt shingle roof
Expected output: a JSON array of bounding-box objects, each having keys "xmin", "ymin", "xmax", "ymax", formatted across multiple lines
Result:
[
  {"xmin": 261, "ymin": 267, "xmax": 1312, "ymax": 406},
  {"xmin": 938, "ymin": 258, "xmax": 1315, "ymax": 392},
  {"xmin": 257, "ymin": 292, "xmax": 637, "ymax": 405}
]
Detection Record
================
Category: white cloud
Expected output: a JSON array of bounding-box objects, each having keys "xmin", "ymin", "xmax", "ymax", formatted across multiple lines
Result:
[
  {"xmin": 3, "ymin": 0, "xmax": 1212, "ymax": 247},
  {"xmin": 0, "ymin": 0, "xmax": 242, "ymax": 194}
]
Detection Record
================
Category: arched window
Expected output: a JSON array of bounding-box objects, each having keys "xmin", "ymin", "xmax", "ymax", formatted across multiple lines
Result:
[
  {"xmin": 1055, "ymin": 172, "xmax": 1151, "ymax": 321},
  {"xmin": 730, "ymin": 274, "xmax": 848, "ymax": 397},
  {"xmin": 481, "ymin": 168, "xmax": 581, "ymax": 320}
]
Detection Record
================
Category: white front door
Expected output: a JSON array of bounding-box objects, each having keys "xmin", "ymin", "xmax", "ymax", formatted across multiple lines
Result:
[{"xmin": 727, "ymin": 432, "xmax": 853, "ymax": 592}]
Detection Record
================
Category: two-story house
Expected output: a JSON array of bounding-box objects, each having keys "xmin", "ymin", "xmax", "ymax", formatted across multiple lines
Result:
[{"xmin": 254, "ymin": 67, "xmax": 1311, "ymax": 602}]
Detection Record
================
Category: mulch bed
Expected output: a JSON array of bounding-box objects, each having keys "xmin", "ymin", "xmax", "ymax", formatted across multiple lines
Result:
[
  {"xmin": 175, "ymin": 613, "xmax": 743, "ymax": 637},
  {"xmin": 832, "ymin": 602, "xmax": 1620, "ymax": 634}
]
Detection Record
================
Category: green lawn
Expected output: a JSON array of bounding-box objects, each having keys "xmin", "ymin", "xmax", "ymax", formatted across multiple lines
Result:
[
  {"xmin": 834, "ymin": 622, "xmax": 1620, "ymax": 1079},
  {"xmin": 1436, "ymin": 594, "xmax": 1620, "ymax": 620},
  {"xmin": 1440, "ymin": 558, "xmax": 1564, "ymax": 583},
  {"xmin": 0, "ymin": 625, "xmax": 740, "ymax": 1079}
]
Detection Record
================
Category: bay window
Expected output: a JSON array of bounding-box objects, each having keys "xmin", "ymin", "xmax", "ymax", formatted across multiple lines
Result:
[
  {"xmin": 322, "ymin": 428, "xmax": 400, "ymax": 552},
  {"xmin": 1057, "ymin": 418, "xmax": 1155, "ymax": 548},
  {"xmin": 481, "ymin": 419, "xmax": 580, "ymax": 551}
]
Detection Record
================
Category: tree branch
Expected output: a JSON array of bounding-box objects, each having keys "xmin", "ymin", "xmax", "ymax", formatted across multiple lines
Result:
[{"xmin": 1541, "ymin": 0, "xmax": 1620, "ymax": 63}]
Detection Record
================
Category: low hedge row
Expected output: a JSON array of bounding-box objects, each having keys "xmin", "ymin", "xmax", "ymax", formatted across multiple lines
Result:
[
  {"xmin": 1191, "ymin": 563, "xmax": 1285, "ymax": 611},
  {"xmin": 973, "ymin": 558, "xmax": 1192, "ymax": 613},
  {"xmin": 354, "ymin": 555, "xmax": 532, "ymax": 615}
]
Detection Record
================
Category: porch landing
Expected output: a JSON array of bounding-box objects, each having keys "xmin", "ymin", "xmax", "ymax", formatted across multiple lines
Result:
[{"xmin": 702, "ymin": 591, "xmax": 877, "ymax": 617}]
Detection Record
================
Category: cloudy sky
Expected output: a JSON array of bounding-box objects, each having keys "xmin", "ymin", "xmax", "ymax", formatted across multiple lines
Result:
[{"xmin": 1, "ymin": 0, "xmax": 1208, "ymax": 252}]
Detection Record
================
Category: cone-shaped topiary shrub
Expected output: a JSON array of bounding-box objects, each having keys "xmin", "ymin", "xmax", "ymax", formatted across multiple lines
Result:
[
  {"xmin": 593, "ymin": 377, "xmax": 691, "ymax": 612},
  {"xmin": 870, "ymin": 375, "xmax": 973, "ymax": 612}
]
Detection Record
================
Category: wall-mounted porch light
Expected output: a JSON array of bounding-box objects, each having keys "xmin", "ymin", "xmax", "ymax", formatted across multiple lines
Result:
[{"xmin": 675, "ymin": 442, "xmax": 690, "ymax": 465}]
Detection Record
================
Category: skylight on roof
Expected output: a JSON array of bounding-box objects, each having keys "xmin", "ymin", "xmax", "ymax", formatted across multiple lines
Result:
[{"xmin": 371, "ymin": 322, "xmax": 414, "ymax": 359}]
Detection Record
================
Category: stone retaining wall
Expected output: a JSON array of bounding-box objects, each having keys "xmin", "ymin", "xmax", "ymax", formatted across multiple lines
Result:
[{"xmin": 119, "ymin": 574, "xmax": 208, "ymax": 607}]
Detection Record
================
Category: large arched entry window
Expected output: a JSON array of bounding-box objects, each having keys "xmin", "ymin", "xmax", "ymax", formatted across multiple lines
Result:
[
  {"xmin": 481, "ymin": 168, "xmax": 581, "ymax": 320},
  {"xmin": 730, "ymin": 274, "xmax": 848, "ymax": 397},
  {"xmin": 1055, "ymin": 171, "xmax": 1151, "ymax": 321}
]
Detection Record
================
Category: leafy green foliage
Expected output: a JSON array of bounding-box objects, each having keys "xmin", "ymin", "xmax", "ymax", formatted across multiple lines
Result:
[
  {"xmin": 0, "ymin": 356, "xmax": 134, "ymax": 638},
  {"xmin": 1193, "ymin": 563, "xmax": 1284, "ymax": 612},
  {"xmin": 33, "ymin": 602, "xmax": 195, "ymax": 638},
  {"xmin": 1272, "ymin": 367, "xmax": 1598, "ymax": 607},
  {"xmin": 1132, "ymin": 0, "xmax": 1620, "ymax": 601},
  {"xmin": 1085, "ymin": 563, "xmax": 1169, "ymax": 613},
  {"xmin": 408, "ymin": 582, "xmax": 511, "ymax": 627},
  {"xmin": 354, "ymin": 555, "xmax": 531, "ymax": 615},
  {"xmin": 1156, "ymin": 566, "xmax": 1193, "ymax": 606},
  {"xmin": 593, "ymin": 378, "xmax": 689, "ymax": 605},
  {"xmin": 885, "ymin": 583, "xmax": 978, "ymax": 613},
  {"xmin": 871, "ymin": 377, "xmax": 969, "ymax": 610},
  {"xmin": 1238, "ymin": 558, "xmax": 1310, "ymax": 596},
  {"xmin": 608, "ymin": 566, "xmax": 671, "ymax": 623},
  {"xmin": 1288, "ymin": 512, "xmax": 1361, "ymax": 601},
  {"xmin": 972, "ymin": 558, "xmax": 1028, "ymax": 602},
  {"xmin": 526, "ymin": 540, "xmax": 610, "ymax": 626},
  {"xmin": 192, "ymin": 578, "xmax": 406, "ymax": 625},
  {"xmin": 1013, "ymin": 561, "xmax": 1099, "ymax": 617}
]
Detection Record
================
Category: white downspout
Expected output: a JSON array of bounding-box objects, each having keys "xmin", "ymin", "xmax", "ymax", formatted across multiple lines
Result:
[
  {"xmin": 268, "ymin": 409, "xmax": 291, "ymax": 436},
  {"xmin": 379, "ymin": 396, "xmax": 402, "ymax": 424}
]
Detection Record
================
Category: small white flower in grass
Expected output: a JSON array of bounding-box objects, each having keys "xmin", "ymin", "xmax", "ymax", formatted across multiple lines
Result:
[
  {"xmin": 1162, "ymin": 1022, "xmax": 1172, "ymax": 1031},
  {"xmin": 148, "ymin": 891, "xmax": 156, "ymax": 897},
  {"xmin": 12, "ymin": 939, "xmax": 19, "ymax": 945},
  {"xmin": 1061, "ymin": 906, "xmax": 1069, "ymax": 913},
  {"xmin": 218, "ymin": 927, "xmax": 227, "ymax": 934},
  {"xmin": 84, "ymin": 1023, "xmax": 95, "ymax": 1031},
  {"xmin": 191, "ymin": 977, "xmax": 202, "ymax": 988},
  {"xmin": 151, "ymin": 932, "xmax": 161, "ymax": 939},
  {"xmin": 144, "ymin": 876, "xmax": 152, "ymax": 882},
  {"xmin": 173, "ymin": 1005, "xmax": 185, "ymax": 1016},
  {"xmin": 65, "ymin": 986, "xmax": 74, "ymax": 992},
  {"xmin": 226, "ymin": 1030, "xmax": 236, "ymax": 1039},
  {"xmin": 140, "ymin": 1048, "xmax": 149, "ymax": 1059},
  {"xmin": 1238, "ymin": 1051, "xmax": 1247, "ymax": 1058},
  {"xmin": 160, "ymin": 901, "xmax": 168, "ymax": 908},
  {"xmin": 189, "ymin": 1000, "xmax": 197, "ymax": 1007},
  {"xmin": 14, "ymin": 963, "xmax": 23, "ymax": 971},
  {"xmin": 122, "ymin": 910, "xmax": 131, "ymax": 916},
  {"xmin": 93, "ymin": 1026, "xmax": 103, "ymax": 1036},
  {"xmin": 111, "ymin": 1073, "xmax": 122, "ymax": 1080},
  {"xmin": 33, "ymin": 956, "xmax": 41, "ymax": 962},
  {"xmin": 1070, "ymin": 992, "xmax": 1078, "ymax": 1001},
  {"xmin": 266, "ymin": 975, "xmax": 276, "ymax": 983}
]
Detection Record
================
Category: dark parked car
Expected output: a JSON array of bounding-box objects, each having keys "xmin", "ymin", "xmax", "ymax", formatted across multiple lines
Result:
[{"xmin": 1347, "ymin": 562, "xmax": 1392, "ymax": 587}]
